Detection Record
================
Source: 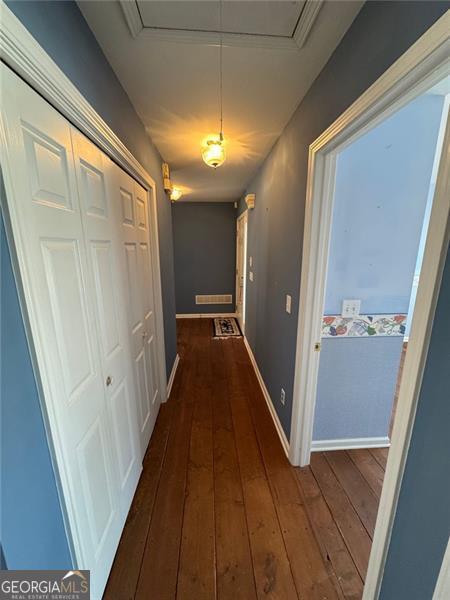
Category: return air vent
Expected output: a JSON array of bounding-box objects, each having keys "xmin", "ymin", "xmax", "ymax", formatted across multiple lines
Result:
[{"xmin": 195, "ymin": 294, "xmax": 233, "ymax": 305}]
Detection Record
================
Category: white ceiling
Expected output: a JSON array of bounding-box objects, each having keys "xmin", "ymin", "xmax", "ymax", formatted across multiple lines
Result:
[{"xmin": 78, "ymin": 1, "xmax": 363, "ymax": 202}]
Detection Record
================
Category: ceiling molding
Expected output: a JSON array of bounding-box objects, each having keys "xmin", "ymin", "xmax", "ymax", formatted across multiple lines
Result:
[
  {"xmin": 293, "ymin": 1, "xmax": 324, "ymax": 49},
  {"xmin": 120, "ymin": 0, "xmax": 143, "ymax": 38},
  {"xmin": 118, "ymin": 0, "xmax": 324, "ymax": 50}
]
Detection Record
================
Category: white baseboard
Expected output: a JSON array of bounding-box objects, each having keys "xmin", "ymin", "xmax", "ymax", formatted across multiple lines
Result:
[
  {"xmin": 311, "ymin": 436, "xmax": 391, "ymax": 452},
  {"xmin": 176, "ymin": 312, "xmax": 237, "ymax": 319},
  {"xmin": 166, "ymin": 354, "xmax": 180, "ymax": 400},
  {"xmin": 243, "ymin": 336, "xmax": 290, "ymax": 458}
]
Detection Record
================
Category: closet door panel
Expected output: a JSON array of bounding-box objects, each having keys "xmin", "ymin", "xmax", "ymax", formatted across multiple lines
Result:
[
  {"xmin": 71, "ymin": 131, "xmax": 141, "ymax": 512},
  {"xmin": 120, "ymin": 175, "xmax": 151, "ymax": 451},
  {"xmin": 139, "ymin": 241, "xmax": 158, "ymax": 411},
  {"xmin": 1, "ymin": 65, "xmax": 119, "ymax": 597},
  {"xmin": 117, "ymin": 168, "xmax": 161, "ymax": 455},
  {"xmin": 90, "ymin": 241, "xmax": 121, "ymax": 358},
  {"xmin": 109, "ymin": 380, "xmax": 137, "ymax": 491},
  {"xmin": 135, "ymin": 183, "xmax": 161, "ymax": 426},
  {"xmin": 41, "ymin": 239, "xmax": 96, "ymax": 401}
]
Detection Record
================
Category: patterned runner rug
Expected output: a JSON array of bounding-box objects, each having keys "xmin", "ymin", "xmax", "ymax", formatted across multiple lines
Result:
[{"xmin": 213, "ymin": 317, "xmax": 242, "ymax": 338}]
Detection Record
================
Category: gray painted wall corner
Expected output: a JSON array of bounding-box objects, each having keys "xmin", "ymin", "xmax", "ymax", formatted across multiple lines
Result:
[{"xmin": 172, "ymin": 202, "xmax": 237, "ymax": 315}]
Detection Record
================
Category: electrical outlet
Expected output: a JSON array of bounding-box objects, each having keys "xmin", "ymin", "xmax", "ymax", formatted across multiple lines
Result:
[
  {"xmin": 249, "ymin": 256, "xmax": 253, "ymax": 267},
  {"xmin": 342, "ymin": 299, "xmax": 361, "ymax": 318},
  {"xmin": 280, "ymin": 388, "xmax": 286, "ymax": 405},
  {"xmin": 249, "ymin": 271, "xmax": 254, "ymax": 282},
  {"xmin": 286, "ymin": 294, "xmax": 292, "ymax": 314}
]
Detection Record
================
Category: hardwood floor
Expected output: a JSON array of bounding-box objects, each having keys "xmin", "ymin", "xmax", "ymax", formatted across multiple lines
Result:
[{"xmin": 104, "ymin": 319, "xmax": 386, "ymax": 599}]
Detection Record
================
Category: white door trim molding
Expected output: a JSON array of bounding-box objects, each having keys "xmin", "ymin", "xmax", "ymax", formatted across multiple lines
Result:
[
  {"xmin": 433, "ymin": 537, "xmax": 450, "ymax": 600},
  {"xmin": 243, "ymin": 336, "xmax": 290, "ymax": 458},
  {"xmin": 0, "ymin": 0, "xmax": 168, "ymax": 406},
  {"xmin": 289, "ymin": 10, "xmax": 450, "ymax": 600},
  {"xmin": 235, "ymin": 210, "xmax": 248, "ymax": 334}
]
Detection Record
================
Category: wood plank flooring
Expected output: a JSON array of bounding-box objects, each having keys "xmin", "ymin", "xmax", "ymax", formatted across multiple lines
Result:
[{"xmin": 104, "ymin": 319, "xmax": 387, "ymax": 599}]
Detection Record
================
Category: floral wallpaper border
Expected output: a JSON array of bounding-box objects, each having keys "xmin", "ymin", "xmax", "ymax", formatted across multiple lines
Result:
[{"xmin": 322, "ymin": 314, "xmax": 407, "ymax": 338}]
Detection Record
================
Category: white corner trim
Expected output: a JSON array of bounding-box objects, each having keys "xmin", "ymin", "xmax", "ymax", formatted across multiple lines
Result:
[
  {"xmin": 166, "ymin": 354, "xmax": 180, "ymax": 400},
  {"xmin": 176, "ymin": 312, "xmax": 237, "ymax": 319},
  {"xmin": 311, "ymin": 437, "xmax": 391, "ymax": 452},
  {"xmin": 243, "ymin": 336, "xmax": 290, "ymax": 458},
  {"xmin": 293, "ymin": 1, "xmax": 324, "ymax": 49},
  {"xmin": 119, "ymin": 0, "xmax": 143, "ymax": 39}
]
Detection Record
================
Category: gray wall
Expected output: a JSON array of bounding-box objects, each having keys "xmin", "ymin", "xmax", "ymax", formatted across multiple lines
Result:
[
  {"xmin": 1, "ymin": 213, "xmax": 73, "ymax": 569},
  {"xmin": 380, "ymin": 244, "xmax": 450, "ymax": 599},
  {"xmin": 5, "ymin": 0, "xmax": 177, "ymax": 377},
  {"xmin": 172, "ymin": 202, "xmax": 237, "ymax": 314},
  {"xmin": 238, "ymin": 0, "xmax": 449, "ymax": 439},
  {"xmin": 313, "ymin": 337, "xmax": 403, "ymax": 441}
]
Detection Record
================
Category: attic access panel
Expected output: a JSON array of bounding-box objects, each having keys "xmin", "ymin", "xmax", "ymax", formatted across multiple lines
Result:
[{"xmin": 136, "ymin": 0, "xmax": 306, "ymax": 38}]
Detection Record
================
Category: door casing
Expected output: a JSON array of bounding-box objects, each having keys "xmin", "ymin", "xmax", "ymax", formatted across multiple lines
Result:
[
  {"xmin": 235, "ymin": 210, "xmax": 248, "ymax": 333},
  {"xmin": 289, "ymin": 11, "xmax": 450, "ymax": 600}
]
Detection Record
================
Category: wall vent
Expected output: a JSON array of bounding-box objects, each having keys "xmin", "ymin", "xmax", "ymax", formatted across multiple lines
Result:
[{"xmin": 195, "ymin": 294, "xmax": 233, "ymax": 305}]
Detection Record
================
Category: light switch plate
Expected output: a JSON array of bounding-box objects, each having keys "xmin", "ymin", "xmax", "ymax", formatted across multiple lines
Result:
[
  {"xmin": 249, "ymin": 271, "xmax": 254, "ymax": 282},
  {"xmin": 286, "ymin": 294, "xmax": 292, "ymax": 314},
  {"xmin": 342, "ymin": 299, "xmax": 361, "ymax": 318}
]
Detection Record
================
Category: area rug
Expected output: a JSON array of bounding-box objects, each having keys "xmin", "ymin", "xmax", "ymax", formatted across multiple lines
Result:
[{"xmin": 213, "ymin": 317, "xmax": 242, "ymax": 338}]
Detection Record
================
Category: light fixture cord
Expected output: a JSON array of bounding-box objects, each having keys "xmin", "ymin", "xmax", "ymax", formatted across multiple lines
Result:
[{"xmin": 219, "ymin": 0, "xmax": 223, "ymax": 140}]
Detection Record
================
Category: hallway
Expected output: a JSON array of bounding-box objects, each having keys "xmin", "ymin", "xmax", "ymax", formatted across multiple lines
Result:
[{"xmin": 105, "ymin": 319, "xmax": 384, "ymax": 599}]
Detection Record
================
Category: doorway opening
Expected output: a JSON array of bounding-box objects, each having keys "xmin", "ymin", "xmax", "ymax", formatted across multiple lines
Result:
[
  {"xmin": 236, "ymin": 210, "xmax": 248, "ymax": 333},
  {"xmin": 313, "ymin": 78, "xmax": 449, "ymax": 453},
  {"xmin": 295, "ymin": 73, "xmax": 449, "ymax": 592},
  {"xmin": 290, "ymin": 23, "xmax": 450, "ymax": 597}
]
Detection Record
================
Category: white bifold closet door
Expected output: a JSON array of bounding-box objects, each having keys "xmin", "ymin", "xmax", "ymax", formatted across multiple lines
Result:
[
  {"xmin": 0, "ymin": 64, "xmax": 160, "ymax": 598},
  {"xmin": 117, "ymin": 167, "xmax": 161, "ymax": 454}
]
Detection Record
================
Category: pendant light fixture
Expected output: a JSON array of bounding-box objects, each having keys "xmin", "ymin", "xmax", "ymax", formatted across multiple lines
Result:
[{"xmin": 202, "ymin": 0, "xmax": 226, "ymax": 169}]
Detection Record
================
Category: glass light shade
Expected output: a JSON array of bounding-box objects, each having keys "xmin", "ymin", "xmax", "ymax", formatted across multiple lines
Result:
[
  {"xmin": 170, "ymin": 188, "xmax": 183, "ymax": 201},
  {"xmin": 202, "ymin": 138, "xmax": 226, "ymax": 168}
]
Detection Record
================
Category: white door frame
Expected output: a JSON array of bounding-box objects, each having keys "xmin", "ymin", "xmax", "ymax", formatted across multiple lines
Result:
[
  {"xmin": 235, "ymin": 210, "xmax": 248, "ymax": 333},
  {"xmin": 0, "ymin": 0, "xmax": 168, "ymax": 566},
  {"xmin": 289, "ymin": 11, "xmax": 450, "ymax": 600},
  {"xmin": 433, "ymin": 537, "xmax": 450, "ymax": 599}
]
